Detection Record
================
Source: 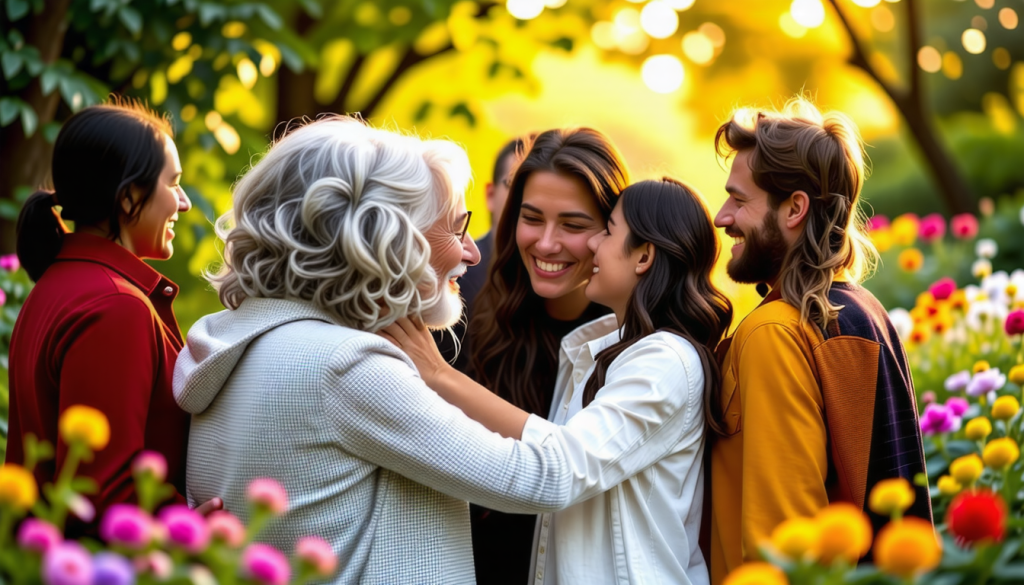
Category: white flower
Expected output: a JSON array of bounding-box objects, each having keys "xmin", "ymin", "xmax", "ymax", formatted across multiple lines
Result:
[
  {"xmin": 982, "ymin": 271, "xmax": 1010, "ymax": 304},
  {"xmin": 888, "ymin": 308, "xmax": 914, "ymax": 341},
  {"xmin": 973, "ymin": 258, "xmax": 993, "ymax": 279},
  {"xmin": 1019, "ymin": 205, "xmax": 1024, "ymax": 226},
  {"xmin": 976, "ymin": 238, "xmax": 998, "ymax": 259},
  {"xmin": 967, "ymin": 298, "xmax": 998, "ymax": 330}
]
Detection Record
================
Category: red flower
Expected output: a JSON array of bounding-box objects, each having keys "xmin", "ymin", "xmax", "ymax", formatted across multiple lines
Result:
[
  {"xmin": 950, "ymin": 214, "xmax": 979, "ymax": 239},
  {"xmin": 946, "ymin": 489, "xmax": 1006, "ymax": 546},
  {"xmin": 867, "ymin": 215, "xmax": 890, "ymax": 231},
  {"xmin": 929, "ymin": 277, "xmax": 957, "ymax": 301},
  {"xmin": 1006, "ymin": 310, "xmax": 1024, "ymax": 337},
  {"xmin": 919, "ymin": 213, "xmax": 946, "ymax": 243}
]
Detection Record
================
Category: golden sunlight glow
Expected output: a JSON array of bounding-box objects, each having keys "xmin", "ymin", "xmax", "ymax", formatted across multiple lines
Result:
[
  {"xmin": 993, "ymin": 47, "xmax": 1011, "ymax": 69},
  {"xmin": 150, "ymin": 70, "xmax": 167, "ymax": 105},
  {"xmin": 871, "ymin": 5, "xmax": 895, "ymax": 32},
  {"xmin": 171, "ymin": 32, "xmax": 191, "ymax": 52},
  {"xmin": 999, "ymin": 8, "xmax": 1019, "ymax": 29},
  {"xmin": 983, "ymin": 92, "xmax": 1017, "ymax": 135},
  {"xmin": 614, "ymin": 8, "xmax": 649, "ymax": 55},
  {"xmin": 779, "ymin": 12, "xmax": 808, "ymax": 38},
  {"xmin": 259, "ymin": 53, "xmax": 276, "ymax": 76},
  {"xmin": 917, "ymin": 46, "xmax": 941, "ymax": 72},
  {"xmin": 544, "ymin": 0, "xmax": 568, "ymax": 8},
  {"xmin": 506, "ymin": 0, "xmax": 544, "ymax": 20},
  {"xmin": 167, "ymin": 56, "xmax": 194, "ymax": 83},
  {"xmin": 975, "ymin": 0, "xmax": 994, "ymax": 9},
  {"xmin": 790, "ymin": 0, "xmax": 826, "ymax": 29},
  {"xmin": 591, "ymin": 22, "xmax": 616, "ymax": 49},
  {"xmin": 962, "ymin": 28, "xmax": 986, "ymax": 54},
  {"xmin": 640, "ymin": 1, "xmax": 679, "ymax": 39},
  {"xmin": 204, "ymin": 110, "xmax": 222, "ymax": 131},
  {"xmin": 664, "ymin": 0, "xmax": 696, "ymax": 9},
  {"xmin": 699, "ymin": 22, "xmax": 726, "ymax": 48},
  {"xmin": 942, "ymin": 51, "xmax": 963, "ymax": 79},
  {"xmin": 641, "ymin": 54, "xmax": 684, "ymax": 93},
  {"xmin": 682, "ymin": 31, "xmax": 715, "ymax": 65},
  {"xmin": 237, "ymin": 58, "xmax": 258, "ymax": 89},
  {"xmin": 852, "ymin": 0, "xmax": 880, "ymax": 7},
  {"xmin": 389, "ymin": 6, "xmax": 412, "ymax": 25},
  {"xmin": 132, "ymin": 69, "xmax": 148, "ymax": 88},
  {"xmin": 222, "ymin": 21, "xmax": 246, "ymax": 39},
  {"xmin": 214, "ymin": 122, "xmax": 241, "ymax": 155}
]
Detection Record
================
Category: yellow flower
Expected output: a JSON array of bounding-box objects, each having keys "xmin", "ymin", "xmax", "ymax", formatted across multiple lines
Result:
[
  {"xmin": 909, "ymin": 324, "xmax": 931, "ymax": 345},
  {"xmin": 870, "ymin": 228, "xmax": 893, "ymax": 253},
  {"xmin": 769, "ymin": 517, "xmax": 818, "ymax": 561},
  {"xmin": 915, "ymin": 291, "xmax": 936, "ymax": 309},
  {"xmin": 949, "ymin": 454, "xmax": 984, "ymax": 486},
  {"xmin": 59, "ymin": 405, "xmax": 110, "ymax": 451},
  {"xmin": 891, "ymin": 214, "xmax": 919, "ymax": 246},
  {"xmin": 937, "ymin": 475, "xmax": 962, "ymax": 496},
  {"xmin": 983, "ymin": 437, "xmax": 1020, "ymax": 470},
  {"xmin": 992, "ymin": 396, "xmax": 1021, "ymax": 421},
  {"xmin": 965, "ymin": 417, "xmax": 993, "ymax": 441},
  {"xmin": 1008, "ymin": 284, "xmax": 1019, "ymax": 298},
  {"xmin": 1009, "ymin": 365, "xmax": 1024, "ymax": 386},
  {"xmin": 873, "ymin": 517, "xmax": 942, "ymax": 578},
  {"xmin": 974, "ymin": 360, "xmax": 991, "ymax": 374},
  {"xmin": 931, "ymin": 312, "xmax": 954, "ymax": 334},
  {"xmin": 723, "ymin": 562, "xmax": 789, "ymax": 585},
  {"xmin": 898, "ymin": 248, "xmax": 924, "ymax": 273},
  {"xmin": 869, "ymin": 478, "xmax": 916, "ymax": 517},
  {"xmin": 0, "ymin": 464, "xmax": 38, "ymax": 511},
  {"xmin": 950, "ymin": 289, "xmax": 968, "ymax": 311},
  {"xmin": 812, "ymin": 503, "xmax": 873, "ymax": 565}
]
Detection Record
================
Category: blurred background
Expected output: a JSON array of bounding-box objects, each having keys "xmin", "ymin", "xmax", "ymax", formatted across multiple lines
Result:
[{"xmin": 1, "ymin": 0, "xmax": 1023, "ymax": 330}]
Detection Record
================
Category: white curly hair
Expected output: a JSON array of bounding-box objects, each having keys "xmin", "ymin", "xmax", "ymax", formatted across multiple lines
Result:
[{"xmin": 207, "ymin": 116, "xmax": 470, "ymax": 332}]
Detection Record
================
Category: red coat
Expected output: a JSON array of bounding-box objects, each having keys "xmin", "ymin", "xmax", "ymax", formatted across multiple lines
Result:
[{"xmin": 6, "ymin": 233, "xmax": 189, "ymax": 526}]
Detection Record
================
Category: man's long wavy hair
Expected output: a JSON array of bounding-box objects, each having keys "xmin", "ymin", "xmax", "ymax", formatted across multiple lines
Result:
[
  {"xmin": 582, "ymin": 178, "xmax": 733, "ymax": 436},
  {"xmin": 469, "ymin": 128, "xmax": 630, "ymax": 416},
  {"xmin": 715, "ymin": 98, "xmax": 878, "ymax": 331}
]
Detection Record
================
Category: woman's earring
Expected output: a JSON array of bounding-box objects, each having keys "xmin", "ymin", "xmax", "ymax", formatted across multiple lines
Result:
[{"xmin": 635, "ymin": 266, "xmax": 642, "ymax": 274}]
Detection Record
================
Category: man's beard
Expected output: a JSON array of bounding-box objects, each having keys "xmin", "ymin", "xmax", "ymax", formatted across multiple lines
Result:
[
  {"xmin": 726, "ymin": 210, "xmax": 789, "ymax": 284},
  {"xmin": 421, "ymin": 287, "xmax": 465, "ymax": 330}
]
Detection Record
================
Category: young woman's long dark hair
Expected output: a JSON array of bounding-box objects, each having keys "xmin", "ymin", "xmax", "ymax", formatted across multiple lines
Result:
[
  {"xmin": 582, "ymin": 178, "xmax": 734, "ymax": 436},
  {"xmin": 16, "ymin": 98, "xmax": 173, "ymax": 281},
  {"xmin": 470, "ymin": 128, "xmax": 630, "ymax": 416}
]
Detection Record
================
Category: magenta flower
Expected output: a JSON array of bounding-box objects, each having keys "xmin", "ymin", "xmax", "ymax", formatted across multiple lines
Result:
[
  {"xmin": 0, "ymin": 288, "xmax": 6, "ymax": 307},
  {"xmin": 919, "ymin": 213, "xmax": 946, "ymax": 243},
  {"xmin": 296, "ymin": 536, "xmax": 338, "ymax": 576},
  {"xmin": 1005, "ymin": 310, "xmax": 1024, "ymax": 336},
  {"xmin": 92, "ymin": 553, "xmax": 135, "ymax": 585},
  {"xmin": 866, "ymin": 215, "xmax": 890, "ymax": 231},
  {"xmin": 0, "ymin": 253, "xmax": 19, "ymax": 272},
  {"xmin": 945, "ymin": 370, "xmax": 972, "ymax": 392},
  {"xmin": 921, "ymin": 391, "xmax": 937, "ymax": 405},
  {"xmin": 920, "ymin": 403, "xmax": 960, "ymax": 435},
  {"xmin": 131, "ymin": 451, "xmax": 167, "ymax": 482},
  {"xmin": 17, "ymin": 518, "xmax": 62, "ymax": 553},
  {"xmin": 241, "ymin": 543, "xmax": 291, "ymax": 585},
  {"xmin": 207, "ymin": 510, "xmax": 246, "ymax": 547},
  {"xmin": 247, "ymin": 478, "xmax": 288, "ymax": 515},
  {"xmin": 100, "ymin": 505, "xmax": 152, "ymax": 550},
  {"xmin": 929, "ymin": 277, "xmax": 957, "ymax": 301},
  {"xmin": 951, "ymin": 213, "xmax": 979, "ymax": 239},
  {"xmin": 967, "ymin": 368, "xmax": 1007, "ymax": 397},
  {"xmin": 43, "ymin": 542, "xmax": 93, "ymax": 585},
  {"xmin": 158, "ymin": 504, "xmax": 210, "ymax": 554},
  {"xmin": 946, "ymin": 396, "xmax": 970, "ymax": 417}
]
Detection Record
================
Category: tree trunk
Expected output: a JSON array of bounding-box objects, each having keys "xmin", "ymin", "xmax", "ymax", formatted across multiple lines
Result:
[{"xmin": 0, "ymin": 0, "xmax": 72, "ymax": 253}]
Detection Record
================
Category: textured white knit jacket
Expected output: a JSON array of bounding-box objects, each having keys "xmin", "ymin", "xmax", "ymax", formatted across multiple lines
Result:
[{"xmin": 173, "ymin": 297, "xmax": 572, "ymax": 585}]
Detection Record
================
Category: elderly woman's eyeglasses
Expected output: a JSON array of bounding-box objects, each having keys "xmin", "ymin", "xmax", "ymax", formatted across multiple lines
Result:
[{"xmin": 457, "ymin": 211, "xmax": 473, "ymax": 242}]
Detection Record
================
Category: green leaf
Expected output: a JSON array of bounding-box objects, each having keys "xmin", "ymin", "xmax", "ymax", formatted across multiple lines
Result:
[
  {"xmin": 0, "ymin": 97, "xmax": 20, "ymax": 125},
  {"xmin": 21, "ymin": 45, "xmax": 42, "ymax": 75},
  {"xmin": 449, "ymin": 102, "xmax": 476, "ymax": 127},
  {"xmin": 299, "ymin": 0, "xmax": 322, "ymax": 18},
  {"xmin": 40, "ymin": 66, "xmax": 61, "ymax": 95},
  {"xmin": 117, "ymin": 6, "xmax": 142, "ymax": 36},
  {"xmin": 197, "ymin": 2, "xmax": 225, "ymax": 26},
  {"xmin": 40, "ymin": 120, "xmax": 59, "ymax": 141},
  {"xmin": 0, "ymin": 199, "xmax": 20, "ymax": 220},
  {"xmin": 550, "ymin": 37, "xmax": 573, "ymax": 52},
  {"xmin": 414, "ymin": 100, "xmax": 432, "ymax": 123},
  {"xmin": 20, "ymin": 102, "xmax": 37, "ymax": 136},
  {"xmin": 5, "ymin": 0, "xmax": 29, "ymax": 20},
  {"xmin": 1, "ymin": 51, "xmax": 23, "ymax": 78},
  {"xmin": 994, "ymin": 563, "xmax": 1024, "ymax": 579},
  {"xmin": 255, "ymin": 4, "xmax": 283, "ymax": 29}
]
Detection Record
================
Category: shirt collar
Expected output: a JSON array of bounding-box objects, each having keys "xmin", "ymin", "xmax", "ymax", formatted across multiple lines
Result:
[
  {"xmin": 560, "ymin": 314, "xmax": 619, "ymax": 364},
  {"xmin": 55, "ymin": 232, "xmax": 172, "ymax": 296}
]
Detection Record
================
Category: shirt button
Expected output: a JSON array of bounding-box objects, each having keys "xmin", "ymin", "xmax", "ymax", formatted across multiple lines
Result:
[
  {"xmin": 539, "ymin": 546, "xmax": 545, "ymax": 554},
  {"xmin": 162, "ymin": 286, "xmax": 174, "ymax": 296},
  {"xmin": 537, "ymin": 571, "xmax": 543, "ymax": 579},
  {"xmin": 543, "ymin": 519, "xmax": 549, "ymax": 527},
  {"xmin": 573, "ymin": 371, "xmax": 583, "ymax": 383}
]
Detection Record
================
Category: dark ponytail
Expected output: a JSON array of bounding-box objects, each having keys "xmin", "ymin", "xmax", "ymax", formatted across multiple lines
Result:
[{"xmin": 15, "ymin": 96, "xmax": 173, "ymax": 282}]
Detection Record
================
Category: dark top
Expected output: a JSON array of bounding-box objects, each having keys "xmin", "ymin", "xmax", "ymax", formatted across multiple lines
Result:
[
  {"xmin": 470, "ymin": 301, "xmax": 612, "ymax": 585},
  {"xmin": 6, "ymin": 233, "xmax": 189, "ymax": 532}
]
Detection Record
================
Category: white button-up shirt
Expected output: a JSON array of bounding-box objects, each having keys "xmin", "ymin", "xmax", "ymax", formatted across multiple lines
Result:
[{"xmin": 521, "ymin": 315, "xmax": 709, "ymax": 585}]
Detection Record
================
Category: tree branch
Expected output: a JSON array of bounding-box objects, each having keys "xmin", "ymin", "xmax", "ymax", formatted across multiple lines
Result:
[
  {"xmin": 329, "ymin": 52, "xmax": 367, "ymax": 114},
  {"xmin": 826, "ymin": 0, "xmax": 907, "ymax": 108},
  {"xmin": 358, "ymin": 43, "xmax": 455, "ymax": 119}
]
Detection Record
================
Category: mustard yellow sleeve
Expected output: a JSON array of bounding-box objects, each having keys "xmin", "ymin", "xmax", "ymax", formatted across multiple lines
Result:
[{"xmin": 738, "ymin": 321, "xmax": 828, "ymax": 560}]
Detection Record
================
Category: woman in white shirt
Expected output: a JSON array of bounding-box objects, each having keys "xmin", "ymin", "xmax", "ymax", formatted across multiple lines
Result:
[{"xmin": 382, "ymin": 177, "xmax": 733, "ymax": 585}]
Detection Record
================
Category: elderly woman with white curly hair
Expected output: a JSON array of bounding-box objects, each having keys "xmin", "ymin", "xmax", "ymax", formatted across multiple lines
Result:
[{"xmin": 174, "ymin": 117, "xmax": 581, "ymax": 584}]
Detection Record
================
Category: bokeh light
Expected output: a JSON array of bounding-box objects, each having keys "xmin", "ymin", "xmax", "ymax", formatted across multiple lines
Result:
[
  {"xmin": 975, "ymin": 0, "xmax": 994, "ymax": 9},
  {"xmin": 699, "ymin": 22, "xmax": 726, "ymax": 48},
  {"xmin": 544, "ymin": 0, "xmax": 568, "ymax": 8},
  {"xmin": 917, "ymin": 46, "xmax": 941, "ymax": 73},
  {"xmin": 237, "ymin": 58, "xmax": 258, "ymax": 89},
  {"xmin": 970, "ymin": 16, "xmax": 987, "ymax": 31},
  {"xmin": 614, "ymin": 8, "xmax": 649, "ymax": 55},
  {"xmin": 999, "ymin": 8, "xmax": 1019, "ymax": 29},
  {"xmin": 171, "ymin": 32, "xmax": 191, "ymax": 52},
  {"xmin": 871, "ymin": 6, "xmax": 895, "ymax": 32},
  {"xmin": 640, "ymin": 1, "xmax": 679, "ymax": 39},
  {"xmin": 664, "ymin": 0, "xmax": 696, "ymax": 9},
  {"xmin": 641, "ymin": 54, "xmax": 684, "ymax": 93},
  {"xmin": 507, "ymin": 0, "xmax": 544, "ymax": 20},
  {"xmin": 961, "ymin": 28, "xmax": 986, "ymax": 54},
  {"xmin": 993, "ymin": 47, "xmax": 1011, "ymax": 69},
  {"xmin": 790, "ymin": 0, "xmax": 826, "ymax": 29},
  {"xmin": 591, "ymin": 21, "xmax": 617, "ymax": 49},
  {"xmin": 942, "ymin": 51, "xmax": 963, "ymax": 79},
  {"xmin": 852, "ymin": 0, "xmax": 880, "ymax": 7},
  {"xmin": 682, "ymin": 31, "xmax": 715, "ymax": 65},
  {"xmin": 779, "ymin": 12, "xmax": 808, "ymax": 38}
]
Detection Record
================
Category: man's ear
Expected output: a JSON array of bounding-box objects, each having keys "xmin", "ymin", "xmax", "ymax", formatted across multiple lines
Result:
[
  {"xmin": 784, "ymin": 190, "xmax": 810, "ymax": 230},
  {"xmin": 636, "ymin": 243, "xmax": 655, "ymax": 275}
]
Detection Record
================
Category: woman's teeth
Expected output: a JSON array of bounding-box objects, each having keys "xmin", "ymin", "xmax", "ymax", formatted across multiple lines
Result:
[
  {"xmin": 732, "ymin": 236, "xmax": 745, "ymax": 245},
  {"xmin": 536, "ymin": 258, "xmax": 568, "ymax": 272}
]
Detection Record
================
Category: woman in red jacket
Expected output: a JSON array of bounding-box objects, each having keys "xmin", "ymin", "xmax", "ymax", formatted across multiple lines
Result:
[{"xmin": 6, "ymin": 99, "xmax": 219, "ymax": 528}]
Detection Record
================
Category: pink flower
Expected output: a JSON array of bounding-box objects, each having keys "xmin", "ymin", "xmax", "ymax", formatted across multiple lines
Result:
[
  {"xmin": 946, "ymin": 396, "xmax": 970, "ymax": 417},
  {"xmin": 296, "ymin": 536, "xmax": 338, "ymax": 576},
  {"xmin": 951, "ymin": 214, "xmax": 979, "ymax": 239},
  {"xmin": 919, "ymin": 213, "xmax": 946, "ymax": 242},
  {"xmin": 207, "ymin": 510, "xmax": 246, "ymax": 547},
  {"xmin": 920, "ymin": 403, "xmax": 960, "ymax": 435},
  {"xmin": 945, "ymin": 370, "xmax": 972, "ymax": 392},
  {"xmin": 867, "ymin": 215, "xmax": 890, "ymax": 231},
  {"xmin": 968, "ymin": 368, "xmax": 1007, "ymax": 397},
  {"xmin": 131, "ymin": 451, "xmax": 167, "ymax": 483},
  {"xmin": 158, "ymin": 504, "xmax": 210, "ymax": 554},
  {"xmin": 921, "ymin": 391, "xmax": 937, "ymax": 404},
  {"xmin": 247, "ymin": 478, "xmax": 288, "ymax": 515},
  {"xmin": 17, "ymin": 518, "xmax": 62, "ymax": 553},
  {"xmin": 43, "ymin": 542, "xmax": 94, "ymax": 585},
  {"xmin": 929, "ymin": 277, "xmax": 957, "ymax": 301},
  {"xmin": 241, "ymin": 543, "xmax": 291, "ymax": 585},
  {"xmin": 1005, "ymin": 310, "xmax": 1024, "ymax": 336},
  {"xmin": 0, "ymin": 254, "xmax": 19, "ymax": 272},
  {"xmin": 0, "ymin": 288, "xmax": 6, "ymax": 307},
  {"xmin": 67, "ymin": 494, "xmax": 95, "ymax": 523},
  {"xmin": 100, "ymin": 505, "xmax": 152, "ymax": 550}
]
